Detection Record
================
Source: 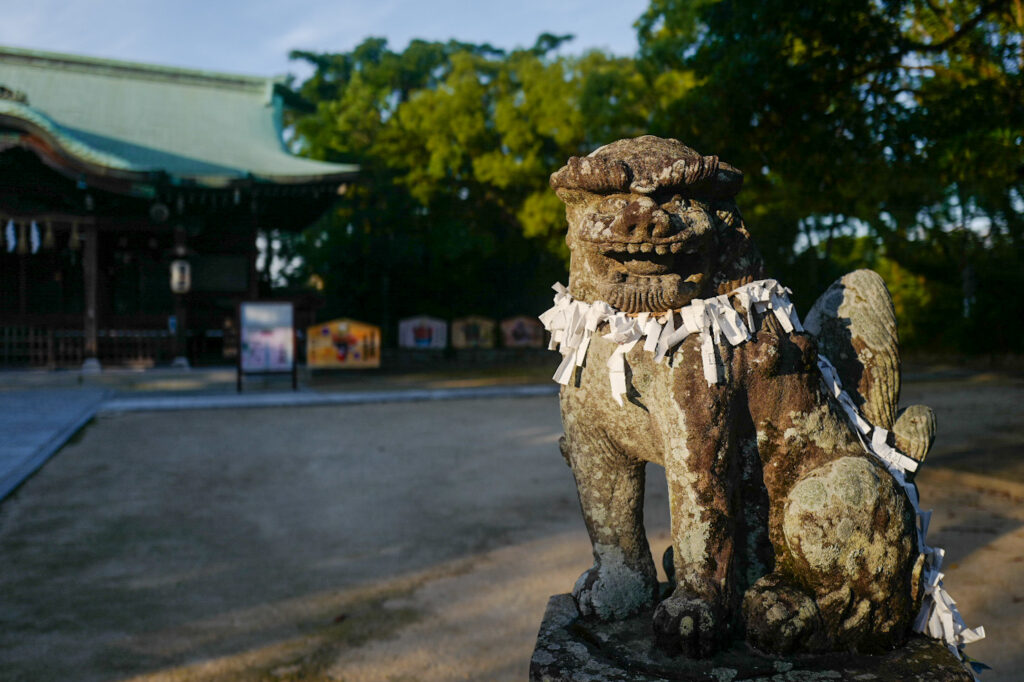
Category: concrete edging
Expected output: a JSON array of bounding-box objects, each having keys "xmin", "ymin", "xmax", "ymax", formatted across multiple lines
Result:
[{"xmin": 98, "ymin": 384, "xmax": 560, "ymax": 414}]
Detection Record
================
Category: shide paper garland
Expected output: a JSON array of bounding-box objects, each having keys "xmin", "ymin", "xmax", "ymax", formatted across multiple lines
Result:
[{"xmin": 539, "ymin": 278, "xmax": 985, "ymax": 663}]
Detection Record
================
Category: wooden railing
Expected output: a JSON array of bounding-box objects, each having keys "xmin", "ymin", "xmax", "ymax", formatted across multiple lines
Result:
[{"xmin": 0, "ymin": 326, "xmax": 176, "ymax": 367}]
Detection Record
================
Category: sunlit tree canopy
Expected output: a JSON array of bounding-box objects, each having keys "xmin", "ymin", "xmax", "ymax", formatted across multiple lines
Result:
[{"xmin": 281, "ymin": 0, "xmax": 1023, "ymax": 352}]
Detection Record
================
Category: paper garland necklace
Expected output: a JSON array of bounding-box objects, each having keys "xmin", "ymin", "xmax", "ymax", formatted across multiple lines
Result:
[{"xmin": 539, "ymin": 278, "xmax": 985, "ymax": 660}]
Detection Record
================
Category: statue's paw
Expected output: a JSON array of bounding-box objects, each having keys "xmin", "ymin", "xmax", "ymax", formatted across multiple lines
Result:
[
  {"xmin": 572, "ymin": 561, "xmax": 657, "ymax": 621},
  {"xmin": 652, "ymin": 591, "xmax": 726, "ymax": 658},
  {"xmin": 742, "ymin": 574, "xmax": 827, "ymax": 654}
]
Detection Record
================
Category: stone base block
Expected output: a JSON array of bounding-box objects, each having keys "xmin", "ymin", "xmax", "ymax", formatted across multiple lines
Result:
[{"xmin": 530, "ymin": 594, "xmax": 972, "ymax": 681}]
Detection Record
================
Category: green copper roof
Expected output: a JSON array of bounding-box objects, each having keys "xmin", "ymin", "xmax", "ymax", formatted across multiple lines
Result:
[{"xmin": 0, "ymin": 46, "xmax": 358, "ymax": 187}]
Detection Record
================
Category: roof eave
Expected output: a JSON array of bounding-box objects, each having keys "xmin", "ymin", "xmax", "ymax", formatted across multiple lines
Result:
[{"xmin": 1, "ymin": 109, "xmax": 359, "ymax": 194}]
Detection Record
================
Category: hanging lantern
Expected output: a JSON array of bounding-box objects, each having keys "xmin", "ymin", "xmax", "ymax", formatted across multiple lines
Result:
[
  {"xmin": 16, "ymin": 222, "xmax": 27, "ymax": 255},
  {"xmin": 30, "ymin": 221, "xmax": 40, "ymax": 254},
  {"xmin": 68, "ymin": 223, "xmax": 81, "ymax": 251},
  {"xmin": 5, "ymin": 220, "xmax": 15, "ymax": 253},
  {"xmin": 170, "ymin": 259, "xmax": 191, "ymax": 294},
  {"xmin": 43, "ymin": 221, "xmax": 54, "ymax": 250}
]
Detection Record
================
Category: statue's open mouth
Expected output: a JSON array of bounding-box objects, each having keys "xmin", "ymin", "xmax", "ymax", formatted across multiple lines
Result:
[
  {"xmin": 599, "ymin": 243, "xmax": 706, "ymax": 280},
  {"xmin": 597, "ymin": 241, "xmax": 690, "ymax": 256},
  {"xmin": 605, "ymin": 250, "xmax": 675, "ymax": 276},
  {"xmin": 587, "ymin": 245, "xmax": 708, "ymax": 313}
]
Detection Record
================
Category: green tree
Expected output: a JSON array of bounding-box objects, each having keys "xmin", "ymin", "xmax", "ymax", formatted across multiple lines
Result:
[
  {"xmin": 636, "ymin": 0, "xmax": 1024, "ymax": 350},
  {"xmin": 282, "ymin": 36, "xmax": 661, "ymax": 340}
]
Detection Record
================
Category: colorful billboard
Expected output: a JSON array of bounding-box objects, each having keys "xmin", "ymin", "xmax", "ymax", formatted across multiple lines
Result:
[
  {"xmin": 240, "ymin": 302, "xmax": 294, "ymax": 373},
  {"xmin": 501, "ymin": 315, "xmax": 545, "ymax": 348},
  {"xmin": 307, "ymin": 318, "xmax": 381, "ymax": 369},
  {"xmin": 451, "ymin": 316, "xmax": 496, "ymax": 349},
  {"xmin": 398, "ymin": 315, "xmax": 447, "ymax": 349}
]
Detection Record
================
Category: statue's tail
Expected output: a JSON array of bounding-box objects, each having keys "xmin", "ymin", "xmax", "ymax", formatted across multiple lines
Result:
[
  {"xmin": 805, "ymin": 269, "xmax": 935, "ymax": 462},
  {"xmin": 805, "ymin": 270, "xmax": 900, "ymax": 429}
]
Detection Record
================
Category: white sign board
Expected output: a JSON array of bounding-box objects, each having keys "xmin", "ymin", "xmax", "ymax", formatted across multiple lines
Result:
[{"xmin": 240, "ymin": 302, "xmax": 294, "ymax": 373}]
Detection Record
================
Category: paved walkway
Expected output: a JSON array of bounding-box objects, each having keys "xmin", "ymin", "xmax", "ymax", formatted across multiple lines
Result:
[
  {"xmin": 0, "ymin": 383, "xmax": 558, "ymax": 502},
  {"xmin": 0, "ymin": 388, "xmax": 108, "ymax": 499}
]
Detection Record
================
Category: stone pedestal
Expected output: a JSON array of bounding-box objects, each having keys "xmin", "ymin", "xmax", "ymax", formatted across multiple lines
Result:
[{"xmin": 530, "ymin": 594, "xmax": 972, "ymax": 682}]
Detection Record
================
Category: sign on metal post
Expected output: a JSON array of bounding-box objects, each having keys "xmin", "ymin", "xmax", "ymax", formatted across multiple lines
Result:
[{"xmin": 238, "ymin": 301, "xmax": 296, "ymax": 391}]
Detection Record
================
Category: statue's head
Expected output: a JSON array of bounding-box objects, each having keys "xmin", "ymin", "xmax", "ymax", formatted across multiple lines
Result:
[{"xmin": 551, "ymin": 135, "xmax": 763, "ymax": 313}]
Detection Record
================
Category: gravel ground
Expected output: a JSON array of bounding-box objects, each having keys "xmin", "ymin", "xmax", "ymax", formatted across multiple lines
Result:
[{"xmin": 0, "ymin": 375, "xmax": 1021, "ymax": 681}]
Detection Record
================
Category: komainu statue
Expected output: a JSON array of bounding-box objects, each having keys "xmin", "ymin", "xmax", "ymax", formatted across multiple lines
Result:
[{"xmin": 540, "ymin": 136, "xmax": 982, "ymax": 661}]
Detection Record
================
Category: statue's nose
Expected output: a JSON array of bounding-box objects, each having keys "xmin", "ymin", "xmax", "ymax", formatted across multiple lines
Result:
[{"xmin": 610, "ymin": 199, "xmax": 672, "ymax": 240}]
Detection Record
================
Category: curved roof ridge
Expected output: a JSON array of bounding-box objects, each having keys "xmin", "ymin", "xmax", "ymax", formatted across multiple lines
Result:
[{"xmin": 0, "ymin": 45, "xmax": 272, "ymax": 94}]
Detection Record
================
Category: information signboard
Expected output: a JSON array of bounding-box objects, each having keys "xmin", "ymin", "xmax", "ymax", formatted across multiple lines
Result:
[
  {"xmin": 398, "ymin": 315, "xmax": 447, "ymax": 349},
  {"xmin": 501, "ymin": 315, "xmax": 545, "ymax": 348},
  {"xmin": 451, "ymin": 316, "xmax": 496, "ymax": 349},
  {"xmin": 307, "ymin": 318, "xmax": 381, "ymax": 369},
  {"xmin": 238, "ymin": 302, "xmax": 296, "ymax": 390}
]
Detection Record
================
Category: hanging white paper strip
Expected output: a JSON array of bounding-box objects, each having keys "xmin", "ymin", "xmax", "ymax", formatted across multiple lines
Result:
[
  {"xmin": 540, "ymin": 278, "xmax": 799, "ymax": 394},
  {"xmin": 29, "ymin": 221, "xmax": 40, "ymax": 254}
]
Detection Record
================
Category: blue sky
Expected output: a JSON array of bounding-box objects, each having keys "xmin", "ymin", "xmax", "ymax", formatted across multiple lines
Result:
[{"xmin": 0, "ymin": 0, "xmax": 648, "ymax": 79}]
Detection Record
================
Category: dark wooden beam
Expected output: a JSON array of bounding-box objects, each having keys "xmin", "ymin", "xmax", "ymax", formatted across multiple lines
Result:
[{"xmin": 82, "ymin": 224, "xmax": 98, "ymax": 362}]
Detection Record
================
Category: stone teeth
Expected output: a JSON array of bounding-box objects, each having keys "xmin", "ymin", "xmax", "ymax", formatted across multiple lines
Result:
[
  {"xmin": 669, "ymin": 242, "xmax": 682, "ymax": 253},
  {"xmin": 654, "ymin": 244, "xmax": 669, "ymax": 255},
  {"xmin": 640, "ymin": 243, "xmax": 653, "ymax": 253},
  {"xmin": 626, "ymin": 243, "xmax": 639, "ymax": 253}
]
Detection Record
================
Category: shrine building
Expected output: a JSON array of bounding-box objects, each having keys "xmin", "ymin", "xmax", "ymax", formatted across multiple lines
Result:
[{"xmin": 0, "ymin": 46, "xmax": 357, "ymax": 369}]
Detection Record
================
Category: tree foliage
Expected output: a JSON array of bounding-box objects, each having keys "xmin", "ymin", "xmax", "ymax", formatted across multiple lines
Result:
[
  {"xmin": 282, "ymin": 36, "xmax": 663, "ymax": 338},
  {"xmin": 637, "ymin": 0, "xmax": 1023, "ymax": 350},
  {"xmin": 282, "ymin": 1, "xmax": 1023, "ymax": 352}
]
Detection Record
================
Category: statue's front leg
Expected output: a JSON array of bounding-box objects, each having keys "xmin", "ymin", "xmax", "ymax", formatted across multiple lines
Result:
[
  {"xmin": 561, "ymin": 428, "xmax": 658, "ymax": 621},
  {"xmin": 653, "ymin": 428, "xmax": 739, "ymax": 658}
]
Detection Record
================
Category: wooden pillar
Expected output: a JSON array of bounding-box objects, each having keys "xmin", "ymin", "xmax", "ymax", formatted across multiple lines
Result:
[
  {"xmin": 82, "ymin": 223, "xmax": 100, "ymax": 371},
  {"xmin": 17, "ymin": 250, "xmax": 27, "ymax": 316},
  {"xmin": 248, "ymin": 211, "xmax": 259, "ymax": 299},
  {"xmin": 171, "ymin": 225, "xmax": 190, "ymax": 368}
]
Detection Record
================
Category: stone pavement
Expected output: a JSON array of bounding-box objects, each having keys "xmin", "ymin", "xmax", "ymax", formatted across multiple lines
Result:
[
  {"xmin": 0, "ymin": 378, "xmax": 557, "ymax": 502},
  {"xmin": 0, "ymin": 388, "xmax": 108, "ymax": 500},
  {"xmin": 2, "ymin": 390, "xmax": 1020, "ymax": 682}
]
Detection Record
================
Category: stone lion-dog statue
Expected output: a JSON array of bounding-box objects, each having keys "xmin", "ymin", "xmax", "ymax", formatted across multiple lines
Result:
[{"xmin": 542, "ymin": 135, "xmax": 948, "ymax": 658}]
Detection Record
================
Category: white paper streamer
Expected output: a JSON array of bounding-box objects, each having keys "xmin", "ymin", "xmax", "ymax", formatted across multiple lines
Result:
[
  {"xmin": 539, "ymin": 278, "xmax": 984, "ymax": 666},
  {"xmin": 29, "ymin": 220, "xmax": 40, "ymax": 254},
  {"xmin": 540, "ymin": 279, "xmax": 798, "ymax": 394}
]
